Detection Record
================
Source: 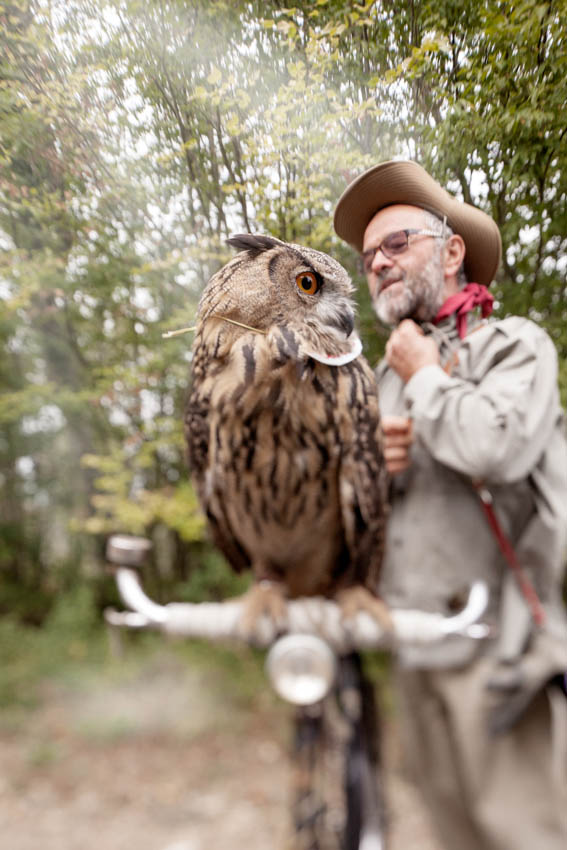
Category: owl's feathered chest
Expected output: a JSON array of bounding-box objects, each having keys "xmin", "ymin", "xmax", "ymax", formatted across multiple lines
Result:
[
  {"xmin": 192, "ymin": 328, "xmax": 347, "ymax": 494},
  {"xmin": 185, "ymin": 322, "xmax": 386, "ymax": 595}
]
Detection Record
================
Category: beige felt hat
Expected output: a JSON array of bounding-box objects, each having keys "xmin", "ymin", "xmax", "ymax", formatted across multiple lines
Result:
[{"xmin": 334, "ymin": 160, "xmax": 501, "ymax": 286}]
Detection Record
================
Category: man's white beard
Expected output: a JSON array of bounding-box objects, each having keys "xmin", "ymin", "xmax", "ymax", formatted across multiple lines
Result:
[{"xmin": 373, "ymin": 251, "xmax": 446, "ymax": 326}]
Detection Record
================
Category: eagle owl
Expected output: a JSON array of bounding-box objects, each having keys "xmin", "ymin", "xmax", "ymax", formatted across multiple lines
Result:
[{"xmin": 185, "ymin": 234, "xmax": 389, "ymax": 635}]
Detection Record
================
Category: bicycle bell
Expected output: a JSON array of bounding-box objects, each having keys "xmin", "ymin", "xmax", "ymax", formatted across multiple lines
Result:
[{"xmin": 266, "ymin": 633, "xmax": 336, "ymax": 705}]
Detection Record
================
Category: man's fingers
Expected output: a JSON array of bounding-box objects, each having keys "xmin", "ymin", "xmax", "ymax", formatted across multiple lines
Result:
[
  {"xmin": 382, "ymin": 417, "xmax": 413, "ymax": 449},
  {"xmin": 385, "ymin": 454, "xmax": 410, "ymax": 474},
  {"xmin": 386, "ymin": 321, "xmax": 439, "ymax": 383},
  {"xmin": 384, "ymin": 446, "xmax": 409, "ymax": 462},
  {"xmin": 384, "ymin": 446, "xmax": 411, "ymax": 474},
  {"xmin": 386, "ymin": 460, "xmax": 409, "ymax": 475},
  {"xmin": 385, "ymin": 431, "xmax": 413, "ymax": 448},
  {"xmin": 398, "ymin": 318, "xmax": 424, "ymax": 335},
  {"xmin": 382, "ymin": 415, "xmax": 413, "ymax": 475},
  {"xmin": 382, "ymin": 415, "xmax": 413, "ymax": 434}
]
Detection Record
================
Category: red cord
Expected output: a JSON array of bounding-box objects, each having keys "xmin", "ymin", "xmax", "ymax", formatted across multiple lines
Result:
[{"xmin": 474, "ymin": 484, "xmax": 546, "ymax": 627}]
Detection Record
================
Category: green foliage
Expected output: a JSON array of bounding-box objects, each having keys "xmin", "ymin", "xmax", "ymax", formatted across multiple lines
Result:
[
  {"xmin": 0, "ymin": 583, "xmax": 102, "ymax": 710},
  {"xmin": 0, "ymin": 577, "xmax": 52, "ymax": 625},
  {"xmin": 395, "ymin": 0, "xmax": 567, "ymax": 344},
  {"xmin": 80, "ymin": 447, "xmax": 205, "ymax": 541},
  {"xmin": 172, "ymin": 549, "xmax": 251, "ymax": 603},
  {"xmin": 1, "ymin": 0, "xmax": 566, "ymax": 608},
  {"xmin": 44, "ymin": 583, "xmax": 100, "ymax": 634}
]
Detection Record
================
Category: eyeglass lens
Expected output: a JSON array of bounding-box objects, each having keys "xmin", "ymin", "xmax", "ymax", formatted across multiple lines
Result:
[{"xmin": 362, "ymin": 230, "xmax": 410, "ymax": 272}]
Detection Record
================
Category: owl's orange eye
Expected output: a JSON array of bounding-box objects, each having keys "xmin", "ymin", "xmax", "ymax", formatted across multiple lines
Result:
[{"xmin": 295, "ymin": 272, "xmax": 320, "ymax": 295}]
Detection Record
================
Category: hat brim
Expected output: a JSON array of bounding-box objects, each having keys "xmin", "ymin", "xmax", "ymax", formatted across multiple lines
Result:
[{"xmin": 333, "ymin": 160, "xmax": 501, "ymax": 287}]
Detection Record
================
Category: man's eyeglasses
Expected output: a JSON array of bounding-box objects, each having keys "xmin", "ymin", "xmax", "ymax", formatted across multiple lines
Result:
[{"xmin": 359, "ymin": 227, "xmax": 445, "ymax": 274}]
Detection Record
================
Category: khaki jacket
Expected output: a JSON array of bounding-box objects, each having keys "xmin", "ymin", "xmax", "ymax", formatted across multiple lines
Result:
[{"xmin": 377, "ymin": 315, "xmax": 567, "ymax": 672}]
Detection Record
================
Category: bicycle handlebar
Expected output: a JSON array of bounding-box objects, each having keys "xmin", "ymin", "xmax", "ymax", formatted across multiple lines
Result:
[{"xmin": 104, "ymin": 536, "xmax": 491, "ymax": 652}]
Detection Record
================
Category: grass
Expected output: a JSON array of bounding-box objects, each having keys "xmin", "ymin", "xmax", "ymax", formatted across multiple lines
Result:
[{"xmin": 0, "ymin": 582, "xmax": 276, "ymax": 738}]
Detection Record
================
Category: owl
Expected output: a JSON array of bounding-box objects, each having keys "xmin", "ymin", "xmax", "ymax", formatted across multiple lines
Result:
[{"xmin": 184, "ymin": 234, "xmax": 389, "ymax": 636}]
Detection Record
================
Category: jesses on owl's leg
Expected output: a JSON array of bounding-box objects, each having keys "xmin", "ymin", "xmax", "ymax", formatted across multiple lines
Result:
[
  {"xmin": 238, "ymin": 563, "xmax": 288, "ymax": 641},
  {"xmin": 336, "ymin": 585, "xmax": 393, "ymax": 633}
]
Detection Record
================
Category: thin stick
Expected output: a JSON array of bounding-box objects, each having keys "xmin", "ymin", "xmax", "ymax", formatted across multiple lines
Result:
[
  {"xmin": 161, "ymin": 315, "xmax": 266, "ymax": 340},
  {"xmin": 214, "ymin": 316, "xmax": 267, "ymax": 334},
  {"xmin": 161, "ymin": 326, "xmax": 197, "ymax": 338}
]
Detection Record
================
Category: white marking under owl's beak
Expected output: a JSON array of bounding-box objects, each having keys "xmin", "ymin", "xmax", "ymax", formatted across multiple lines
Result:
[{"xmin": 304, "ymin": 335, "xmax": 362, "ymax": 367}]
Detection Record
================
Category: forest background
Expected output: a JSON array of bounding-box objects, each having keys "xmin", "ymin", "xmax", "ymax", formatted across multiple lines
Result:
[{"xmin": 1, "ymin": 0, "xmax": 566, "ymax": 630}]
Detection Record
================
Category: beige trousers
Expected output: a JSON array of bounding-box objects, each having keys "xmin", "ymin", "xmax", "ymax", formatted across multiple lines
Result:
[{"xmin": 395, "ymin": 659, "xmax": 567, "ymax": 850}]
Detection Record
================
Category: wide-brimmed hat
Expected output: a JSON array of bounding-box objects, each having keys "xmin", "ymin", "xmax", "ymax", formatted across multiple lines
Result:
[{"xmin": 333, "ymin": 160, "xmax": 501, "ymax": 286}]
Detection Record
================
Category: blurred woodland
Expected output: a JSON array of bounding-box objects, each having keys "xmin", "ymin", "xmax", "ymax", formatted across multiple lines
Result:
[{"xmin": 1, "ymin": 0, "xmax": 566, "ymax": 624}]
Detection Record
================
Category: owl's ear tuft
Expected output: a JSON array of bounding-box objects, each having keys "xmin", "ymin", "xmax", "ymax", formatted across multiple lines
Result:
[{"xmin": 227, "ymin": 234, "xmax": 280, "ymax": 255}]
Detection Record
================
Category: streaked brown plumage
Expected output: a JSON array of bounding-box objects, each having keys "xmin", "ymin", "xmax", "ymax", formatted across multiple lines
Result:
[{"xmin": 185, "ymin": 234, "xmax": 389, "ymax": 633}]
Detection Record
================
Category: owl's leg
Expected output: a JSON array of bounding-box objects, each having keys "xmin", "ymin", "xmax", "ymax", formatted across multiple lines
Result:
[
  {"xmin": 237, "ymin": 577, "xmax": 288, "ymax": 642},
  {"xmin": 336, "ymin": 586, "xmax": 393, "ymax": 633}
]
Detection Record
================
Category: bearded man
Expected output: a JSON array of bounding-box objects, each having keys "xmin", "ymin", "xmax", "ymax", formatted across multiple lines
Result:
[{"xmin": 334, "ymin": 160, "xmax": 567, "ymax": 850}]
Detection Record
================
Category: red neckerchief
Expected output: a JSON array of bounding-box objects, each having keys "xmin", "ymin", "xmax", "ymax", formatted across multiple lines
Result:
[{"xmin": 433, "ymin": 283, "xmax": 494, "ymax": 339}]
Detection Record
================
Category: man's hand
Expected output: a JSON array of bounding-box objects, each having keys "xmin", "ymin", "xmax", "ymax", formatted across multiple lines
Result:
[
  {"xmin": 382, "ymin": 415, "xmax": 413, "ymax": 475},
  {"xmin": 385, "ymin": 319, "xmax": 440, "ymax": 383}
]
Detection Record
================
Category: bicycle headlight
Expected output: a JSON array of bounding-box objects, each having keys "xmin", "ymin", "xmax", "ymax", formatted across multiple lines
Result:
[{"xmin": 266, "ymin": 634, "xmax": 336, "ymax": 705}]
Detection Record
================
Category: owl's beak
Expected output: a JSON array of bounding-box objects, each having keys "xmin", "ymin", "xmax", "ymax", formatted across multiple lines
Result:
[
  {"xmin": 337, "ymin": 310, "xmax": 354, "ymax": 338},
  {"xmin": 320, "ymin": 304, "xmax": 355, "ymax": 339}
]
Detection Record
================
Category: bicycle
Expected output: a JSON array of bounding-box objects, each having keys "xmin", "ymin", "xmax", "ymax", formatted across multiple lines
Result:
[{"xmin": 105, "ymin": 533, "xmax": 489, "ymax": 850}]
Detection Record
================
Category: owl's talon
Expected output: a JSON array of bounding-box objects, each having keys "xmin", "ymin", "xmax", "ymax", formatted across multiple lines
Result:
[
  {"xmin": 237, "ymin": 581, "xmax": 288, "ymax": 643},
  {"xmin": 336, "ymin": 586, "xmax": 393, "ymax": 633}
]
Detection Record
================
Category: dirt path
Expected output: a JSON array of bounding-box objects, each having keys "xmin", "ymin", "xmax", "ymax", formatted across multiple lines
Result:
[{"xmin": 0, "ymin": 646, "xmax": 440, "ymax": 849}]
